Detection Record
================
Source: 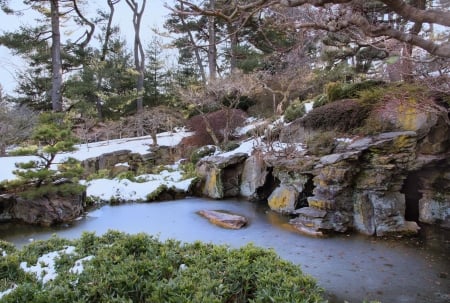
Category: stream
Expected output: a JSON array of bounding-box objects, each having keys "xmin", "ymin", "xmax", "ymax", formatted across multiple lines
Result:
[{"xmin": 0, "ymin": 198, "xmax": 449, "ymax": 303}]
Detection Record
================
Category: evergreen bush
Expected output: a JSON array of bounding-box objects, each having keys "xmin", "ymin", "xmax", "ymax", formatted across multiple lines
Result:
[
  {"xmin": 284, "ymin": 99, "xmax": 307, "ymax": 122},
  {"xmin": 5, "ymin": 112, "xmax": 85, "ymax": 199},
  {"xmin": 0, "ymin": 232, "xmax": 324, "ymax": 302}
]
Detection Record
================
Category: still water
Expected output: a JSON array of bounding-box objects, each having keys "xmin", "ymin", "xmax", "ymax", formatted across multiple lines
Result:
[{"xmin": 0, "ymin": 198, "xmax": 449, "ymax": 303}]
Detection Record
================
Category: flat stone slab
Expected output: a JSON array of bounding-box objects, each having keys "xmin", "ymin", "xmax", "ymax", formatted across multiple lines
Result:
[{"xmin": 197, "ymin": 210, "xmax": 248, "ymax": 229}]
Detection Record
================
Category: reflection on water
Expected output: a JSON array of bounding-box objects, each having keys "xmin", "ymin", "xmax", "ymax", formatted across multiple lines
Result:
[{"xmin": 0, "ymin": 198, "xmax": 449, "ymax": 303}]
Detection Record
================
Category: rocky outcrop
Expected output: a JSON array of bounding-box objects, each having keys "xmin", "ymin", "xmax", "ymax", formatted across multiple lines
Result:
[
  {"xmin": 0, "ymin": 193, "xmax": 85, "ymax": 226},
  {"xmin": 196, "ymin": 99, "xmax": 449, "ymax": 236},
  {"xmin": 196, "ymin": 153, "xmax": 248, "ymax": 199},
  {"xmin": 197, "ymin": 210, "xmax": 248, "ymax": 229}
]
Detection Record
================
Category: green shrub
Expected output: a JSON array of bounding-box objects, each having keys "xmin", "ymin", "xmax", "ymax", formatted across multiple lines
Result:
[
  {"xmin": 189, "ymin": 145, "xmax": 217, "ymax": 164},
  {"xmin": 325, "ymin": 80, "xmax": 385, "ymax": 103},
  {"xmin": 312, "ymin": 94, "xmax": 327, "ymax": 108},
  {"xmin": 146, "ymin": 184, "xmax": 169, "ymax": 201},
  {"xmin": 6, "ymin": 113, "xmax": 85, "ymax": 199},
  {"xmin": 86, "ymin": 169, "xmax": 111, "ymax": 181},
  {"xmin": 179, "ymin": 162, "xmax": 198, "ymax": 180},
  {"xmin": 222, "ymin": 141, "xmax": 240, "ymax": 152},
  {"xmin": 116, "ymin": 171, "xmax": 137, "ymax": 182},
  {"xmin": 0, "ymin": 232, "xmax": 324, "ymax": 302},
  {"xmin": 284, "ymin": 99, "xmax": 307, "ymax": 122},
  {"xmin": 325, "ymin": 82, "xmax": 344, "ymax": 102}
]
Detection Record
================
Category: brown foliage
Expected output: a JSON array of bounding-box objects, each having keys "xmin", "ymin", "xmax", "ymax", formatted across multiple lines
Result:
[
  {"xmin": 301, "ymin": 99, "xmax": 370, "ymax": 133},
  {"xmin": 184, "ymin": 109, "xmax": 247, "ymax": 147}
]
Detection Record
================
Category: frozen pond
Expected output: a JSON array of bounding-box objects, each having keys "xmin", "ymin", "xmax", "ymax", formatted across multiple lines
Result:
[{"xmin": 0, "ymin": 198, "xmax": 449, "ymax": 303}]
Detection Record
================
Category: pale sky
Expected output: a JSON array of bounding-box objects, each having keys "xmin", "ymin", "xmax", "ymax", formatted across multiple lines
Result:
[{"xmin": 0, "ymin": 0, "xmax": 171, "ymax": 95}]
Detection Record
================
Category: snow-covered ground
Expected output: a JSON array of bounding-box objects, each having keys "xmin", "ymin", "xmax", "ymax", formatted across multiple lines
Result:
[
  {"xmin": 0, "ymin": 130, "xmax": 193, "ymax": 203},
  {"xmin": 0, "ymin": 119, "xmax": 308, "ymax": 203},
  {"xmin": 0, "ymin": 130, "xmax": 191, "ymax": 182}
]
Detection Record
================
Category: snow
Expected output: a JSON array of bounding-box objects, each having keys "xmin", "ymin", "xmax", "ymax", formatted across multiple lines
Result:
[
  {"xmin": 20, "ymin": 246, "xmax": 76, "ymax": 284},
  {"xmin": 70, "ymin": 255, "xmax": 94, "ymax": 275},
  {"xmin": 234, "ymin": 119, "xmax": 267, "ymax": 136},
  {"xmin": 305, "ymin": 101, "xmax": 314, "ymax": 113},
  {"xmin": 216, "ymin": 139, "xmax": 260, "ymax": 158},
  {"xmin": 84, "ymin": 171, "xmax": 194, "ymax": 203},
  {"xmin": 0, "ymin": 285, "xmax": 17, "ymax": 300},
  {"xmin": 0, "ymin": 130, "xmax": 191, "ymax": 182},
  {"xmin": 0, "ymin": 118, "xmax": 304, "ymax": 204},
  {"xmin": 336, "ymin": 137, "xmax": 353, "ymax": 143}
]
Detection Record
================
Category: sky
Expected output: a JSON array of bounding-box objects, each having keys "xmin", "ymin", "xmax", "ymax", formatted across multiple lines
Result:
[{"xmin": 0, "ymin": 0, "xmax": 172, "ymax": 95}]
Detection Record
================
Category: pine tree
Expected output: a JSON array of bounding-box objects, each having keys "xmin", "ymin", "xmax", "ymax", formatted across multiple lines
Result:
[{"xmin": 8, "ymin": 112, "xmax": 85, "ymax": 199}]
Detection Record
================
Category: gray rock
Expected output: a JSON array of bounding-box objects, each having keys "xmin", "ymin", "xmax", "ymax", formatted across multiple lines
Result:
[
  {"xmin": 12, "ymin": 193, "xmax": 85, "ymax": 226},
  {"xmin": 196, "ymin": 153, "xmax": 248, "ymax": 199},
  {"xmin": 240, "ymin": 154, "xmax": 268, "ymax": 199}
]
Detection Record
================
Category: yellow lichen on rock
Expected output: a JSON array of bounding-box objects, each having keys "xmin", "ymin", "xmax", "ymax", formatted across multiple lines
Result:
[{"xmin": 268, "ymin": 185, "xmax": 298, "ymax": 213}]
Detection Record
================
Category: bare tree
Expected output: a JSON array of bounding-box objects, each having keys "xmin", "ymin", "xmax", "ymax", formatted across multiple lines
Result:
[
  {"xmin": 126, "ymin": 106, "xmax": 184, "ymax": 145},
  {"xmin": 179, "ymin": 71, "xmax": 261, "ymax": 146}
]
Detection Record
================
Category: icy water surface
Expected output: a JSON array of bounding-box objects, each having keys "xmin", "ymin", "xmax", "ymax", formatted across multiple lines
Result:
[{"xmin": 0, "ymin": 198, "xmax": 448, "ymax": 303}]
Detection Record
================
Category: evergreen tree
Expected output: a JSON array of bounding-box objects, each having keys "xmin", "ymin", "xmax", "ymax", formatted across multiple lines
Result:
[
  {"xmin": 7, "ymin": 112, "xmax": 84, "ymax": 199},
  {"xmin": 144, "ymin": 36, "xmax": 166, "ymax": 107}
]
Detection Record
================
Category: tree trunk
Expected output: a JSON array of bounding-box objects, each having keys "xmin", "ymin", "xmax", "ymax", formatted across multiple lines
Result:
[
  {"xmin": 179, "ymin": 2, "xmax": 207, "ymax": 84},
  {"xmin": 403, "ymin": 0, "xmax": 426, "ymax": 82},
  {"xmin": 50, "ymin": 0, "xmax": 63, "ymax": 112},
  {"xmin": 126, "ymin": 0, "xmax": 146, "ymax": 114},
  {"xmin": 228, "ymin": 23, "xmax": 238, "ymax": 73},
  {"xmin": 207, "ymin": 0, "xmax": 217, "ymax": 80},
  {"xmin": 95, "ymin": 0, "xmax": 118, "ymax": 121}
]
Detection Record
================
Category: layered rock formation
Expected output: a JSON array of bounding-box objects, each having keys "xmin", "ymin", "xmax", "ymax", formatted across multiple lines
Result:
[
  {"xmin": 196, "ymin": 97, "xmax": 450, "ymax": 236},
  {"xmin": 0, "ymin": 193, "xmax": 85, "ymax": 226}
]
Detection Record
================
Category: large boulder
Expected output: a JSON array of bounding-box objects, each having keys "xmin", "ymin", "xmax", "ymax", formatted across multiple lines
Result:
[
  {"xmin": 2, "ymin": 193, "xmax": 85, "ymax": 226},
  {"xmin": 267, "ymin": 185, "xmax": 299, "ymax": 214},
  {"xmin": 196, "ymin": 153, "xmax": 248, "ymax": 199},
  {"xmin": 240, "ymin": 154, "xmax": 268, "ymax": 200}
]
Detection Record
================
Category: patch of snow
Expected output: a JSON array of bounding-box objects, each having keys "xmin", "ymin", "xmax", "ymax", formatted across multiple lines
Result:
[
  {"xmin": 115, "ymin": 162, "xmax": 129, "ymax": 167},
  {"xmin": 69, "ymin": 255, "xmax": 94, "ymax": 275},
  {"xmin": 305, "ymin": 101, "xmax": 314, "ymax": 113},
  {"xmin": 336, "ymin": 138, "xmax": 353, "ymax": 143},
  {"xmin": 217, "ymin": 139, "xmax": 260, "ymax": 158},
  {"xmin": 234, "ymin": 119, "xmax": 267, "ymax": 136},
  {"xmin": 20, "ymin": 246, "xmax": 76, "ymax": 284},
  {"xmin": 0, "ymin": 284, "xmax": 17, "ymax": 299},
  {"xmin": 263, "ymin": 142, "xmax": 305, "ymax": 153},
  {"xmin": 85, "ymin": 170, "xmax": 195, "ymax": 203}
]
